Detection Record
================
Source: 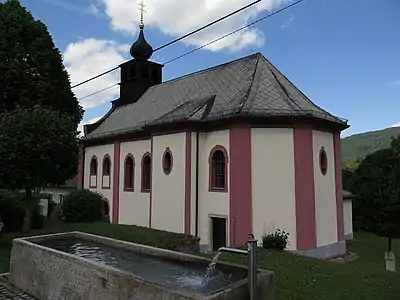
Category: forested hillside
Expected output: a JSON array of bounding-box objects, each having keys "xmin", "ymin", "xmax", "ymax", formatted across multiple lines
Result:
[{"xmin": 341, "ymin": 127, "xmax": 400, "ymax": 166}]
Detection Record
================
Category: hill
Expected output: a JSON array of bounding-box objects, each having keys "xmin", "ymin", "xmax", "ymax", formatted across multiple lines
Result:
[{"xmin": 341, "ymin": 126, "xmax": 400, "ymax": 166}]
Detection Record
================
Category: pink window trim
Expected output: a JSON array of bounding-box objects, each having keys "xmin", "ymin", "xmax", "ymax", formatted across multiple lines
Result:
[
  {"xmin": 101, "ymin": 154, "xmax": 111, "ymax": 190},
  {"xmin": 208, "ymin": 145, "xmax": 229, "ymax": 193},
  {"xmin": 319, "ymin": 147, "xmax": 328, "ymax": 176},
  {"xmin": 123, "ymin": 154, "xmax": 135, "ymax": 192},
  {"xmin": 141, "ymin": 152, "xmax": 152, "ymax": 193},
  {"xmin": 162, "ymin": 147, "xmax": 173, "ymax": 175},
  {"xmin": 89, "ymin": 155, "xmax": 98, "ymax": 188}
]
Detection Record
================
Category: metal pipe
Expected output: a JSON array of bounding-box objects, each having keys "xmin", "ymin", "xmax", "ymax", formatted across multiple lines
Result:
[
  {"xmin": 248, "ymin": 238, "xmax": 258, "ymax": 300},
  {"xmin": 218, "ymin": 247, "xmax": 247, "ymax": 255},
  {"xmin": 218, "ymin": 235, "xmax": 258, "ymax": 300}
]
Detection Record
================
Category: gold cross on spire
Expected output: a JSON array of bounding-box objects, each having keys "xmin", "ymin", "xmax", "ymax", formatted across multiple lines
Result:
[{"xmin": 138, "ymin": 0, "xmax": 146, "ymax": 29}]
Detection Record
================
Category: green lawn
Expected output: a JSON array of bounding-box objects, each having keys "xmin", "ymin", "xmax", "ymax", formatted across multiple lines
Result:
[{"xmin": 1, "ymin": 224, "xmax": 399, "ymax": 299}]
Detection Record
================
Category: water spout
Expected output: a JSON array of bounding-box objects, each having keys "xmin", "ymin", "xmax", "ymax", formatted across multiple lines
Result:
[
  {"xmin": 217, "ymin": 236, "xmax": 258, "ymax": 300},
  {"xmin": 217, "ymin": 247, "xmax": 247, "ymax": 255}
]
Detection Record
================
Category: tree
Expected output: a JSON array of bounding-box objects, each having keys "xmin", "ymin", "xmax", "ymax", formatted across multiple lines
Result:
[
  {"xmin": 0, "ymin": 107, "xmax": 80, "ymax": 232},
  {"xmin": 352, "ymin": 137, "xmax": 400, "ymax": 251},
  {"xmin": 0, "ymin": 0, "xmax": 83, "ymax": 125}
]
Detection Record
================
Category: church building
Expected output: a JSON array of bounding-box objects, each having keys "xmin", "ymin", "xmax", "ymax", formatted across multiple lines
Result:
[{"xmin": 78, "ymin": 22, "xmax": 349, "ymax": 259}]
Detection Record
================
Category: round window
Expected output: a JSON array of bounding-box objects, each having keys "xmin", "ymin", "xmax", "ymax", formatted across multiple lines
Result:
[
  {"xmin": 319, "ymin": 147, "xmax": 328, "ymax": 176},
  {"xmin": 162, "ymin": 148, "xmax": 173, "ymax": 175}
]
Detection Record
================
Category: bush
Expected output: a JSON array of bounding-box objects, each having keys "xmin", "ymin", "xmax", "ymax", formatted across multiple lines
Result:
[
  {"xmin": 262, "ymin": 229, "xmax": 289, "ymax": 250},
  {"xmin": 0, "ymin": 189, "xmax": 44, "ymax": 232},
  {"xmin": 61, "ymin": 189, "xmax": 107, "ymax": 223}
]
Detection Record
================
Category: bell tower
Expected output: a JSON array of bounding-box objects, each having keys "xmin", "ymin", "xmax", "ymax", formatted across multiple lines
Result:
[{"xmin": 114, "ymin": 0, "xmax": 163, "ymax": 108}]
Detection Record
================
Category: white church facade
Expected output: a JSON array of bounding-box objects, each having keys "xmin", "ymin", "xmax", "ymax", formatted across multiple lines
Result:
[{"xmin": 78, "ymin": 25, "xmax": 349, "ymax": 259}]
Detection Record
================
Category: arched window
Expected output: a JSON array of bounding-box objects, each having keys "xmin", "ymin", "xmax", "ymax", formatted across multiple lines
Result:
[
  {"xmin": 209, "ymin": 146, "xmax": 228, "ymax": 192},
  {"xmin": 162, "ymin": 148, "xmax": 173, "ymax": 175},
  {"xmin": 89, "ymin": 156, "xmax": 98, "ymax": 188},
  {"xmin": 102, "ymin": 155, "xmax": 111, "ymax": 189},
  {"xmin": 102, "ymin": 155, "xmax": 111, "ymax": 176},
  {"xmin": 124, "ymin": 154, "xmax": 135, "ymax": 191},
  {"xmin": 319, "ymin": 147, "xmax": 328, "ymax": 176},
  {"xmin": 141, "ymin": 153, "xmax": 152, "ymax": 192}
]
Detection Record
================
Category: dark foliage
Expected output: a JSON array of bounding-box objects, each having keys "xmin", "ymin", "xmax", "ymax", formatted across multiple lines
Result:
[
  {"xmin": 262, "ymin": 229, "xmax": 289, "ymax": 250},
  {"xmin": 0, "ymin": 107, "xmax": 80, "ymax": 232},
  {"xmin": 0, "ymin": 0, "xmax": 83, "ymax": 125},
  {"xmin": 61, "ymin": 189, "xmax": 107, "ymax": 223},
  {"xmin": 0, "ymin": 107, "xmax": 80, "ymax": 190},
  {"xmin": 352, "ymin": 136, "xmax": 400, "ymax": 239},
  {"xmin": 0, "ymin": 190, "xmax": 44, "ymax": 232}
]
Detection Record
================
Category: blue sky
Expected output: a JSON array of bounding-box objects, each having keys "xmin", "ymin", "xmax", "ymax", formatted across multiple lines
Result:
[{"xmin": 19, "ymin": 0, "xmax": 400, "ymax": 137}]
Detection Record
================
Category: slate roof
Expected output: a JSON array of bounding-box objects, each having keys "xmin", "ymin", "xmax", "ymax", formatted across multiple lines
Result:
[{"xmin": 85, "ymin": 53, "xmax": 348, "ymax": 141}]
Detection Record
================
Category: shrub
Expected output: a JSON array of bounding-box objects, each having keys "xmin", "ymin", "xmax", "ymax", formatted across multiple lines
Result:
[
  {"xmin": 262, "ymin": 229, "xmax": 289, "ymax": 250},
  {"xmin": 61, "ymin": 189, "xmax": 107, "ymax": 223},
  {"xmin": 0, "ymin": 189, "xmax": 44, "ymax": 232}
]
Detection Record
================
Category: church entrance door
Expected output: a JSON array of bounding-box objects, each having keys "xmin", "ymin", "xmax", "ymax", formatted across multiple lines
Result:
[{"xmin": 211, "ymin": 217, "xmax": 227, "ymax": 251}]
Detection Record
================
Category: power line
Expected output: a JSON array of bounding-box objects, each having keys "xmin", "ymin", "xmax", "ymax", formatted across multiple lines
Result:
[
  {"xmin": 163, "ymin": 0, "xmax": 305, "ymax": 65},
  {"xmin": 72, "ymin": 67, "xmax": 119, "ymax": 89},
  {"xmin": 76, "ymin": 0, "xmax": 305, "ymax": 102},
  {"xmin": 71, "ymin": 0, "xmax": 261, "ymax": 90},
  {"xmin": 78, "ymin": 83, "xmax": 118, "ymax": 101},
  {"xmin": 152, "ymin": 0, "xmax": 262, "ymax": 53}
]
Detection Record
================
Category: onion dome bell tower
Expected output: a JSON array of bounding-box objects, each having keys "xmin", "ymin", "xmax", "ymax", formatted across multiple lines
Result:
[{"xmin": 114, "ymin": 1, "xmax": 163, "ymax": 108}]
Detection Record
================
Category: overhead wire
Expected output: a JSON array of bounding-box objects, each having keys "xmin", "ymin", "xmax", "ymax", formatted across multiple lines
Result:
[
  {"xmin": 163, "ymin": 0, "xmax": 305, "ymax": 65},
  {"xmin": 72, "ymin": 0, "xmax": 262, "ymax": 89},
  {"xmin": 77, "ymin": 0, "xmax": 305, "ymax": 102}
]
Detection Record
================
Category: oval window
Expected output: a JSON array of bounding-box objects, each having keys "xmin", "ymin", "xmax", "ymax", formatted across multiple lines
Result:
[
  {"xmin": 162, "ymin": 148, "xmax": 173, "ymax": 175},
  {"xmin": 319, "ymin": 147, "xmax": 328, "ymax": 176}
]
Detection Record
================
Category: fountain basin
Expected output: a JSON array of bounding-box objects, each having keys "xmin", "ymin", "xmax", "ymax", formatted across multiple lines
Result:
[{"xmin": 10, "ymin": 232, "xmax": 274, "ymax": 300}]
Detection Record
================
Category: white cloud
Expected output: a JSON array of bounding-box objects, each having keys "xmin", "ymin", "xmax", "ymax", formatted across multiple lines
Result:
[
  {"xmin": 78, "ymin": 117, "xmax": 102, "ymax": 136},
  {"xmin": 391, "ymin": 122, "xmax": 400, "ymax": 128},
  {"xmin": 38, "ymin": 0, "xmax": 105, "ymax": 18},
  {"xmin": 99, "ymin": 0, "xmax": 293, "ymax": 52},
  {"xmin": 63, "ymin": 38, "xmax": 129, "ymax": 109},
  {"xmin": 388, "ymin": 79, "xmax": 400, "ymax": 88},
  {"xmin": 281, "ymin": 14, "xmax": 294, "ymax": 29}
]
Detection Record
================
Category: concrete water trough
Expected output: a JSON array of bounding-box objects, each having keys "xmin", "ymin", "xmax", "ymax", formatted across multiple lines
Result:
[{"xmin": 9, "ymin": 232, "xmax": 274, "ymax": 300}]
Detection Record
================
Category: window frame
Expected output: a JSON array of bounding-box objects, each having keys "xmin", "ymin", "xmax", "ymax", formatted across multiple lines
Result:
[
  {"xmin": 89, "ymin": 156, "xmax": 98, "ymax": 188},
  {"xmin": 319, "ymin": 147, "xmax": 328, "ymax": 176},
  {"xmin": 162, "ymin": 147, "xmax": 173, "ymax": 175},
  {"xmin": 141, "ymin": 152, "xmax": 152, "ymax": 193},
  {"xmin": 208, "ymin": 145, "xmax": 229, "ymax": 193},
  {"xmin": 102, "ymin": 155, "xmax": 112, "ymax": 189},
  {"xmin": 124, "ymin": 154, "xmax": 135, "ymax": 192}
]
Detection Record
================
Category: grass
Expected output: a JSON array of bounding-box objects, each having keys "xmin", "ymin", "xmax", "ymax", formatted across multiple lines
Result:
[{"xmin": 1, "ymin": 223, "xmax": 399, "ymax": 299}]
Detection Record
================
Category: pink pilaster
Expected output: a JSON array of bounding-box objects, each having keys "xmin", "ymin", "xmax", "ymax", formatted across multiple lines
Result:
[
  {"xmin": 112, "ymin": 141, "xmax": 121, "ymax": 224},
  {"xmin": 229, "ymin": 124, "xmax": 252, "ymax": 246},
  {"xmin": 294, "ymin": 126, "xmax": 317, "ymax": 250}
]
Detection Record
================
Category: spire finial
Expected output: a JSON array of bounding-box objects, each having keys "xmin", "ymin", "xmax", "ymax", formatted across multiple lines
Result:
[{"xmin": 138, "ymin": 0, "xmax": 146, "ymax": 29}]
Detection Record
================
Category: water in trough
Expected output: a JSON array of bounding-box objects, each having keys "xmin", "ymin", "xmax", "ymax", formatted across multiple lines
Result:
[{"xmin": 38, "ymin": 238, "xmax": 244, "ymax": 295}]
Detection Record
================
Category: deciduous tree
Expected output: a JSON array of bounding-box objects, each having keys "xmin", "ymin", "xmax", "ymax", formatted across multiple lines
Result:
[
  {"xmin": 0, "ymin": 107, "xmax": 80, "ymax": 232},
  {"xmin": 352, "ymin": 136, "xmax": 400, "ymax": 251},
  {"xmin": 0, "ymin": 0, "xmax": 83, "ymax": 124}
]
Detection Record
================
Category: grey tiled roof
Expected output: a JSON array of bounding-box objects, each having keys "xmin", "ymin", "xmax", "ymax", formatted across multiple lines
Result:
[{"xmin": 85, "ymin": 53, "xmax": 347, "ymax": 141}]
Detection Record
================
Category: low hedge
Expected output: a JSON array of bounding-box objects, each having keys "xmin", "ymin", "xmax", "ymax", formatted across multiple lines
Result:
[{"xmin": 60, "ymin": 189, "xmax": 108, "ymax": 223}]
